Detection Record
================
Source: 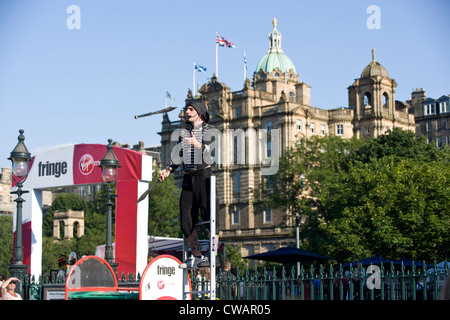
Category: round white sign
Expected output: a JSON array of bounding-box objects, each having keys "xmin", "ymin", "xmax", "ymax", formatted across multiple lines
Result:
[{"xmin": 139, "ymin": 255, "xmax": 191, "ymax": 300}]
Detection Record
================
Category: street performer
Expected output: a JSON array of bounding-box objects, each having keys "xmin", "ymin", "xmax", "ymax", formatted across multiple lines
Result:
[{"xmin": 159, "ymin": 100, "xmax": 214, "ymax": 268}]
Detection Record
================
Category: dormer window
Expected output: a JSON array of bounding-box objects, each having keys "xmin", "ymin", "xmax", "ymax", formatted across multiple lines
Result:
[
  {"xmin": 424, "ymin": 103, "xmax": 436, "ymax": 116},
  {"xmin": 440, "ymin": 101, "xmax": 449, "ymax": 113}
]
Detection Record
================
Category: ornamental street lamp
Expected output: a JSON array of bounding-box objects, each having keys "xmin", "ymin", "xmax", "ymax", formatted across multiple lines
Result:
[
  {"xmin": 8, "ymin": 129, "xmax": 32, "ymax": 297},
  {"xmin": 99, "ymin": 139, "xmax": 120, "ymax": 273}
]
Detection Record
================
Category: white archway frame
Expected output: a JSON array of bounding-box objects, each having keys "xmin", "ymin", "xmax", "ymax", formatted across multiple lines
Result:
[{"xmin": 12, "ymin": 143, "xmax": 152, "ymax": 279}]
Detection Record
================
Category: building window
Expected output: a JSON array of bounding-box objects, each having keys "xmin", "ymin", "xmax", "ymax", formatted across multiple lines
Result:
[
  {"xmin": 382, "ymin": 93, "xmax": 389, "ymax": 108},
  {"xmin": 297, "ymin": 119, "xmax": 302, "ymax": 131},
  {"xmin": 267, "ymin": 121, "xmax": 272, "ymax": 132},
  {"xmin": 337, "ymin": 124, "xmax": 344, "ymax": 135},
  {"xmin": 234, "ymin": 107, "xmax": 241, "ymax": 118},
  {"xmin": 310, "ymin": 123, "xmax": 315, "ymax": 135},
  {"xmin": 437, "ymin": 137, "xmax": 442, "ymax": 148},
  {"xmin": 289, "ymin": 91, "xmax": 296, "ymax": 102},
  {"xmin": 321, "ymin": 124, "xmax": 326, "ymax": 136},
  {"xmin": 263, "ymin": 176, "xmax": 273, "ymax": 191},
  {"xmin": 426, "ymin": 120, "xmax": 432, "ymax": 132},
  {"xmin": 232, "ymin": 173, "xmax": 240, "ymax": 196},
  {"xmin": 363, "ymin": 93, "xmax": 372, "ymax": 106},
  {"xmin": 424, "ymin": 103, "xmax": 436, "ymax": 116},
  {"xmin": 440, "ymin": 101, "xmax": 449, "ymax": 113},
  {"xmin": 232, "ymin": 209, "xmax": 239, "ymax": 225},
  {"xmin": 264, "ymin": 208, "xmax": 272, "ymax": 223}
]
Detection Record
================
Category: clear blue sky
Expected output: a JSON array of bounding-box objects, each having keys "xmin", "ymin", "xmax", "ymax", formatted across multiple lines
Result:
[{"xmin": 1, "ymin": 0, "xmax": 449, "ymax": 169}]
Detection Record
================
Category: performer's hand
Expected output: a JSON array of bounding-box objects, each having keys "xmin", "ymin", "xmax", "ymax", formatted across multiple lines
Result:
[
  {"xmin": 186, "ymin": 132, "xmax": 201, "ymax": 149},
  {"xmin": 159, "ymin": 168, "xmax": 171, "ymax": 181}
]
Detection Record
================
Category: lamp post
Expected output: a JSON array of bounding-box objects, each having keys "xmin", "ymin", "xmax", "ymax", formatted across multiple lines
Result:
[
  {"xmin": 8, "ymin": 129, "xmax": 32, "ymax": 297},
  {"xmin": 295, "ymin": 214, "xmax": 309, "ymax": 276},
  {"xmin": 99, "ymin": 139, "xmax": 120, "ymax": 273}
]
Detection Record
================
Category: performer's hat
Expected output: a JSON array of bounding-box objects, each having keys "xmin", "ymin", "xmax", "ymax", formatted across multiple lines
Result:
[{"xmin": 185, "ymin": 100, "xmax": 210, "ymax": 123}]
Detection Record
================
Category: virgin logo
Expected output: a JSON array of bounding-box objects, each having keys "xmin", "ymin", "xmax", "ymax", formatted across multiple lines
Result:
[
  {"xmin": 157, "ymin": 280, "xmax": 165, "ymax": 290},
  {"xmin": 79, "ymin": 154, "xmax": 96, "ymax": 175}
]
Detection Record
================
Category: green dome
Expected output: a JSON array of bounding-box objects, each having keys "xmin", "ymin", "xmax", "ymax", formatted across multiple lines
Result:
[
  {"xmin": 256, "ymin": 52, "xmax": 297, "ymax": 74},
  {"xmin": 255, "ymin": 18, "xmax": 298, "ymax": 76}
]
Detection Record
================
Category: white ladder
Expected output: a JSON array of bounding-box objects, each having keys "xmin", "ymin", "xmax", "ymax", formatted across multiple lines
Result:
[{"xmin": 182, "ymin": 175, "xmax": 216, "ymax": 300}]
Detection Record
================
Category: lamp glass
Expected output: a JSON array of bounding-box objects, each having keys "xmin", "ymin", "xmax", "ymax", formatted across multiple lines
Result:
[
  {"xmin": 12, "ymin": 158, "xmax": 28, "ymax": 178},
  {"xmin": 102, "ymin": 165, "xmax": 117, "ymax": 184}
]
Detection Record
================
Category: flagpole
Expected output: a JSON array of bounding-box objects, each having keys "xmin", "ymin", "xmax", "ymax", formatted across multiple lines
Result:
[
  {"xmin": 193, "ymin": 62, "xmax": 196, "ymax": 97},
  {"xmin": 244, "ymin": 51, "xmax": 246, "ymax": 82},
  {"xmin": 215, "ymin": 32, "xmax": 218, "ymax": 78}
]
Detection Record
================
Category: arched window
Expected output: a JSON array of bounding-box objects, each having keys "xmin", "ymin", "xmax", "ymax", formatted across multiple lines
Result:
[
  {"xmin": 383, "ymin": 92, "xmax": 389, "ymax": 108},
  {"xmin": 73, "ymin": 221, "xmax": 79, "ymax": 238},
  {"xmin": 59, "ymin": 221, "xmax": 65, "ymax": 239},
  {"xmin": 363, "ymin": 92, "xmax": 372, "ymax": 106}
]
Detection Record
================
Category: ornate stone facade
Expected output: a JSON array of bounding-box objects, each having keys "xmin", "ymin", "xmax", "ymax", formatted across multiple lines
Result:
[{"xmin": 158, "ymin": 19, "xmax": 420, "ymax": 263}]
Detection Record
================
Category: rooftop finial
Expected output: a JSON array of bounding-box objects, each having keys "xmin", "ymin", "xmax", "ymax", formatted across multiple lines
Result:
[
  {"xmin": 273, "ymin": 17, "xmax": 277, "ymax": 29},
  {"xmin": 372, "ymin": 48, "xmax": 376, "ymax": 61}
]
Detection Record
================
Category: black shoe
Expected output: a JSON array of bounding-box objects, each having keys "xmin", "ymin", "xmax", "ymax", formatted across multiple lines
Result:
[{"xmin": 197, "ymin": 256, "xmax": 210, "ymax": 268}]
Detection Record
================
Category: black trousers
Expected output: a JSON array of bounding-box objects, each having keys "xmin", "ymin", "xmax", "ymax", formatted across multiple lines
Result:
[{"xmin": 179, "ymin": 167, "xmax": 211, "ymax": 237}]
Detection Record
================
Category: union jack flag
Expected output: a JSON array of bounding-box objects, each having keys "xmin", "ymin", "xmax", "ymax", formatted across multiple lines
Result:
[{"xmin": 216, "ymin": 33, "xmax": 235, "ymax": 48}]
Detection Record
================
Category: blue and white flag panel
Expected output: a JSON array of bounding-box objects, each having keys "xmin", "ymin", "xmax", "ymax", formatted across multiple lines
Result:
[{"xmin": 194, "ymin": 64, "xmax": 207, "ymax": 72}]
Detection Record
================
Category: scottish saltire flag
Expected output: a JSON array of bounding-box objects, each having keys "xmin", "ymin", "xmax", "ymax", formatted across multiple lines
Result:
[
  {"xmin": 244, "ymin": 52, "xmax": 248, "ymax": 70},
  {"xmin": 166, "ymin": 91, "xmax": 177, "ymax": 101},
  {"xmin": 194, "ymin": 64, "xmax": 207, "ymax": 72},
  {"xmin": 216, "ymin": 33, "xmax": 236, "ymax": 48}
]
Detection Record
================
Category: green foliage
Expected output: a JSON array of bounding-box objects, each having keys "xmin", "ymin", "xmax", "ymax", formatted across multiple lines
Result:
[
  {"xmin": 224, "ymin": 244, "xmax": 247, "ymax": 271},
  {"xmin": 263, "ymin": 129, "xmax": 450, "ymax": 263},
  {"xmin": 0, "ymin": 215, "xmax": 13, "ymax": 276},
  {"xmin": 40, "ymin": 192, "xmax": 109, "ymax": 274},
  {"xmin": 148, "ymin": 170, "xmax": 181, "ymax": 237}
]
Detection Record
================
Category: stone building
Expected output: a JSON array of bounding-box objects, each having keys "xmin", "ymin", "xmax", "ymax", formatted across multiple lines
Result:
[
  {"xmin": 158, "ymin": 18, "xmax": 419, "ymax": 262},
  {"xmin": 53, "ymin": 210, "xmax": 85, "ymax": 240},
  {"xmin": 408, "ymin": 88, "xmax": 450, "ymax": 147},
  {"xmin": 0, "ymin": 167, "xmax": 13, "ymax": 215}
]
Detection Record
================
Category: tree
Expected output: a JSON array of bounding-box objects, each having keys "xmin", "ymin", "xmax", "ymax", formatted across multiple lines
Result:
[
  {"xmin": 304, "ymin": 156, "xmax": 450, "ymax": 262},
  {"xmin": 224, "ymin": 244, "xmax": 247, "ymax": 271},
  {"xmin": 0, "ymin": 215, "xmax": 13, "ymax": 276},
  {"xmin": 42, "ymin": 193, "xmax": 89, "ymax": 237},
  {"xmin": 352, "ymin": 128, "xmax": 443, "ymax": 163},
  {"xmin": 148, "ymin": 170, "xmax": 181, "ymax": 237},
  {"xmin": 261, "ymin": 129, "xmax": 450, "ymax": 263},
  {"xmin": 41, "ymin": 192, "xmax": 108, "ymax": 274}
]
